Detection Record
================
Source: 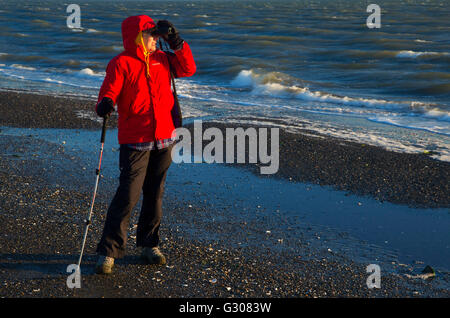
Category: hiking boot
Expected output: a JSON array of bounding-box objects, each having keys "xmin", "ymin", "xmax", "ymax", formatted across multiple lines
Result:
[
  {"xmin": 95, "ymin": 255, "xmax": 114, "ymax": 274},
  {"xmin": 141, "ymin": 247, "xmax": 166, "ymax": 265}
]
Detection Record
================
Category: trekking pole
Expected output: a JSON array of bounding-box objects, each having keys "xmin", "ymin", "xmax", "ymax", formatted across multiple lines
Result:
[{"xmin": 76, "ymin": 116, "xmax": 108, "ymax": 271}]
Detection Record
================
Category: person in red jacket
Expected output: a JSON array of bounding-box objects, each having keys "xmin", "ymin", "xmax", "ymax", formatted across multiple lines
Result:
[{"xmin": 94, "ymin": 15, "xmax": 196, "ymax": 274}]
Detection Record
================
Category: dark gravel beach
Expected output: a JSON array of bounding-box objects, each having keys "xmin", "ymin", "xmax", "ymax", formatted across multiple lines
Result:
[{"xmin": 0, "ymin": 90, "xmax": 449, "ymax": 298}]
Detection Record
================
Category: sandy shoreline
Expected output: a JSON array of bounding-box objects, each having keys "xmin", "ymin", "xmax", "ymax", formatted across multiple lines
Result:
[{"xmin": 0, "ymin": 90, "xmax": 449, "ymax": 297}]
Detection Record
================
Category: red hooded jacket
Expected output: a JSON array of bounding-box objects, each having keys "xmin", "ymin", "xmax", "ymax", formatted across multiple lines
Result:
[{"xmin": 96, "ymin": 15, "xmax": 196, "ymax": 144}]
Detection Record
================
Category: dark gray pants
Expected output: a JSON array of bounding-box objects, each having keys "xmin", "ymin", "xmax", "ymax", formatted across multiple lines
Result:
[{"xmin": 96, "ymin": 144, "xmax": 173, "ymax": 258}]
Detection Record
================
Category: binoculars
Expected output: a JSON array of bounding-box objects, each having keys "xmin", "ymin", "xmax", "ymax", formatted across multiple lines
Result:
[{"xmin": 144, "ymin": 24, "xmax": 175, "ymax": 37}]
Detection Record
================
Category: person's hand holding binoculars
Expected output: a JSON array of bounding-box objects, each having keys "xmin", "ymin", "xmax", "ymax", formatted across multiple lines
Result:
[{"xmin": 155, "ymin": 20, "xmax": 184, "ymax": 51}]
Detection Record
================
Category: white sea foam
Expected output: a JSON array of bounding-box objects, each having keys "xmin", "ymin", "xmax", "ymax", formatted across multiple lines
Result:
[
  {"xmin": 293, "ymin": 88, "xmax": 425, "ymax": 112},
  {"xmin": 231, "ymin": 69, "xmax": 254, "ymax": 87},
  {"xmin": 11, "ymin": 64, "xmax": 36, "ymax": 71},
  {"xmin": 396, "ymin": 50, "xmax": 448, "ymax": 58},
  {"xmin": 411, "ymin": 103, "xmax": 450, "ymax": 122},
  {"xmin": 180, "ymin": 105, "xmax": 211, "ymax": 118},
  {"xmin": 41, "ymin": 76, "xmax": 98, "ymax": 89},
  {"xmin": 414, "ymin": 39, "xmax": 432, "ymax": 43},
  {"xmin": 368, "ymin": 115, "xmax": 450, "ymax": 136},
  {"xmin": 76, "ymin": 68, "xmax": 105, "ymax": 77},
  {"xmin": 86, "ymin": 28, "xmax": 99, "ymax": 33},
  {"xmin": 231, "ymin": 69, "xmax": 447, "ymax": 118},
  {"xmin": 217, "ymin": 116, "xmax": 450, "ymax": 162},
  {"xmin": 0, "ymin": 64, "xmax": 102, "ymax": 88},
  {"xmin": 3, "ymin": 73, "xmax": 25, "ymax": 80},
  {"xmin": 178, "ymin": 75, "xmax": 450, "ymax": 143},
  {"xmin": 423, "ymin": 108, "xmax": 450, "ymax": 122},
  {"xmin": 44, "ymin": 77, "xmax": 64, "ymax": 84}
]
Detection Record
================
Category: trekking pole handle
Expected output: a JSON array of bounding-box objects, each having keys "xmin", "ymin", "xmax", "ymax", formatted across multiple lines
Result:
[{"xmin": 101, "ymin": 116, "xmax": 107, "ymax": 143}]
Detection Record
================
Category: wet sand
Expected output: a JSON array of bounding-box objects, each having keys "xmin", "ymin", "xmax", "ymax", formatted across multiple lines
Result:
[
  {"xmin": 0, "ymin": 90, "xmax": 449, "ymax": 297},
  {"xmin": 181, "ymin": 121, "xmax": 449, "ymax": 209}
]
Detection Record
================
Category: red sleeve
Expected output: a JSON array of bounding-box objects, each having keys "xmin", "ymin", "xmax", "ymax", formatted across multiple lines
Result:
[
  {"xmin": 168, "ymin": 41, "xmax": 196, "ymax": 78},
  {"xmin": 96, "ymin": 57, "xmax": 124, "ymax": 111}
]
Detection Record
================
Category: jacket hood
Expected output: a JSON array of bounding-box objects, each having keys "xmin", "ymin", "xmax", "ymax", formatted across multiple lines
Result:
[{"xmin": 121, "ymin": 15, "xmax": 156, "ymax": 59}]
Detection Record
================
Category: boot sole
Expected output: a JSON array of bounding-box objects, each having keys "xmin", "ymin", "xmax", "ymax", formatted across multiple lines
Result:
[
  {"xmin": 95, "ymin": 265, "xmax": 113, "ymax": 275},
  {"xmin": 141, "ymin": 254, "xmax": 166, "ymax": 265}
]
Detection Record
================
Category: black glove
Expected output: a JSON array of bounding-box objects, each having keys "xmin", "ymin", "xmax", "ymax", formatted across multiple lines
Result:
[
  {"xmin": 156, "ymin": 20, "xmax": 184, "ymax": 51},
  {"xmin": 96, "ymin": 97, "xmax": 114, "ymax": 118}
]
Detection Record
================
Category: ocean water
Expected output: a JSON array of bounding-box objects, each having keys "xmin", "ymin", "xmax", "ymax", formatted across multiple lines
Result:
[{"xmin": 0, "ymin": 0, "xmax": 449, "ymax": 160}]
